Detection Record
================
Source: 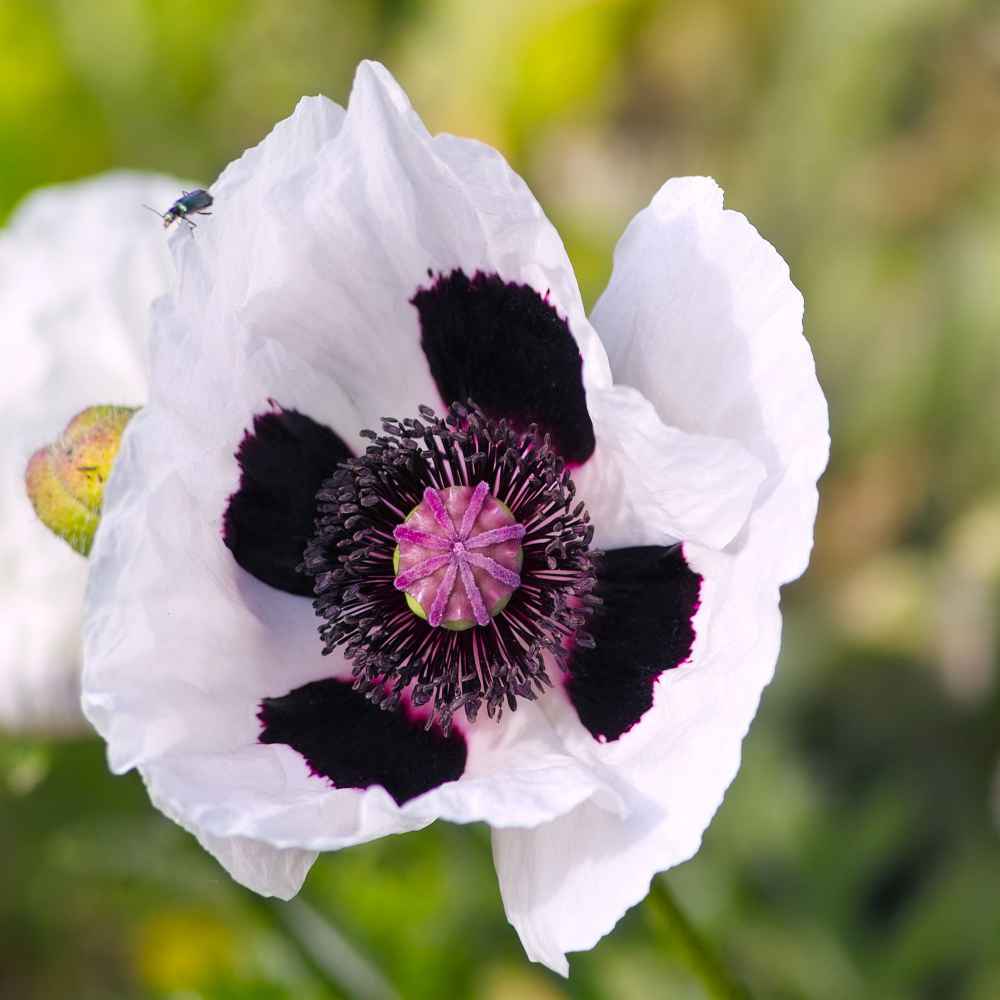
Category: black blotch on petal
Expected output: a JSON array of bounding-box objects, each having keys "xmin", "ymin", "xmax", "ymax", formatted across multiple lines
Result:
[
  {"xmin": 411, "ymin": 269, "xmax": 595, "ymax": 463},
  {"xmin": 259, "ymin": 679, "xmax": 467, "ymax": 805},
  {"xmin": 567, "ymin": 546, "xmax": 702, "ymax": 742},
  {"xmin": 223, "ymin": 407, "xmax": 351, "ymax": 596}
]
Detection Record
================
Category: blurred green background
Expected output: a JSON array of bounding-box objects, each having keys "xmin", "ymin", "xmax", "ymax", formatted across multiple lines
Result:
[{"xmin": 4, "ymin": 0, "xmax": 1000, "ymax": 997}]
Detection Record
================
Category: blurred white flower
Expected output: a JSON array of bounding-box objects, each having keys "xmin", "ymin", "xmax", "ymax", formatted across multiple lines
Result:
[
  {"xmin": 1, "ymin": 172, "xmax": 183, "ymax": 735},
  {"xmin": 82, "ymin": 64, "xmax": 828, "ymax": 973}
]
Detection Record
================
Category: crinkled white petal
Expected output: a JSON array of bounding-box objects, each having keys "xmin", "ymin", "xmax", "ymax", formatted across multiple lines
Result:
[
  {"xmin": 193, "ymin": 829, "xmax": 316, "ymax": 900},
  {"xmin": 0, "ymin": 172, "xmax": 183, "ymax": 735},
  {"xmin": 147, "ymin": 776, "xmax": 316, "ymax": 899},
  {"xmin": 493, "ymin": 796, "xmax": 672, "ymax": 977},
  {"xmin": 166, "ymin": 61, "xmax": 610, "ymax": 452},
  {"xmin": 495, "ymin": 178, "xmax": 829, "ymax": 970},
  {"xmin": 574, "ymin": 384, "xmax": 765, "ymax": 551},
  {"xmin": 138, "ymin": 688, "xmax": 622, "ymax": 853},
  {"xmin": 500, "ymin": 523, "xmax": 784, "ymax": 971},
  {"xmin": 590, "ymin": 176, "xmax": 829, "ymax": 584}
]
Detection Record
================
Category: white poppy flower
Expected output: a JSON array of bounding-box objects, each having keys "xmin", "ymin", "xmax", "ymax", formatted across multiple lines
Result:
[
  {"xmin": 82, "ymin": 63, "xmax": 829, "ymax": 974},
  {"xmin": 1, "ymin": 172, "xmax": 183, "ymax": 735}
]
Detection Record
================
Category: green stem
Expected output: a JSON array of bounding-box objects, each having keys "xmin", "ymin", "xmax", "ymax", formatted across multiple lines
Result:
[
  {"xmin": 646, "ymin": 877, "xmax": 751, "ymax": 1000},
  {"xmin": 249, "ymin": 894, "xmax": 399, "ymax": 1000}
]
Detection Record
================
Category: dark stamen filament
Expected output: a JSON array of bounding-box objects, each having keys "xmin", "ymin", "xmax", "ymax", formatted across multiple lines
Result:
[{"xmin": 300, "ymin": 401, "xmax": 598, "ymax": 732}]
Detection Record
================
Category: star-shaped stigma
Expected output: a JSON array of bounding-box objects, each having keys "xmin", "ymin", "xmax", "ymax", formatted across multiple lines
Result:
[{"xmin": 392, "ymin": 482, "xmax": 527, "ymax": 628}]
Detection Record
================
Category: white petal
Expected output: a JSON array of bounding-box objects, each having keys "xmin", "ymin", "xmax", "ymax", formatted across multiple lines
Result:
[
  {"xmin": 498, "ymin": 528, "xmax": 781, "ymax": 972},
  {"xmin": 136, "ymin": 694, "xmax": 620, "ymax": 852},
  {"xmin": 168, "ymin": 61, "xmax": 609, "ymax": 447},
  {"xmin": 401, "ymin": 701, "xmax": 624, "ymax": 830},
  {"xmin": 502, "ymin": 527, "xmax": 784, "ymax": 970},
  {"xmin": 194, "ymin": 830, "xmax": 316, "ymax": 900},
  {"xmin": 493, "ymin": 797, "xmax": 671, "ymax": 977},
  {"xmin": 574, "ymin": 384, "xmax": 765, "ymax": 551},
  {"xmin": 86, "ymin": 448, "xmax": 438, "ymax": 852},
  {"xmin": 147, "ymin": 775, "xmax": 316, "ymax": 899},
  {"xmin": 500, "ymin": 178, "xmax": 830, "ymax": 966},
  {"xmin": 0, "ymin": 172, "xmax": 183, "ymax": 735},
  {"xmin": 590, "ymin": 176, "xmax": 829, "ymax": 583}
]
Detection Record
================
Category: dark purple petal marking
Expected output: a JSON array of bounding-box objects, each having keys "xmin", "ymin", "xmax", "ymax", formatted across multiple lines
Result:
[
  {"xmin": 259, "ymin": 678, "xmax": 467, "ymax": 806},
  {"xmin": 223, "ymin": 406, "xmax": 352, "ymax": 596},
  {"xmin": 566, "ymin": 545, "xmax": 702, "ymax": 743},
  {"xmin": 411, "ymin": 270, "xmax": 596, "ymax": 464}
]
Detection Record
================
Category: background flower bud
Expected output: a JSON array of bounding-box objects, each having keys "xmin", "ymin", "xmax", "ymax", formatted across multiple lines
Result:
[{"xmin": 25, "ymin": 405, "xmax": 136, "ymax": 556}]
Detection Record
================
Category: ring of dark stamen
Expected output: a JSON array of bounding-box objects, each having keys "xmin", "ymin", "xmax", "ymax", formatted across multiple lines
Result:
[{"xmin": 300, "ymin": 400, "xmax": 598, "ymax": 733}]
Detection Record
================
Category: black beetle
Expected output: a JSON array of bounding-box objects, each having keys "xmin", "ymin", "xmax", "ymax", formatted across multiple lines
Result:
[{"xmin": 144, "ymin": 188, "xmax": 214, "ymax": 230}]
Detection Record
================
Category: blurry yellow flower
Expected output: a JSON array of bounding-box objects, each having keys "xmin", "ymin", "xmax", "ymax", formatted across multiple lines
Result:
[{"xmin": 135, "ymin": 909, "xmax": 235, "ymax": 992}]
